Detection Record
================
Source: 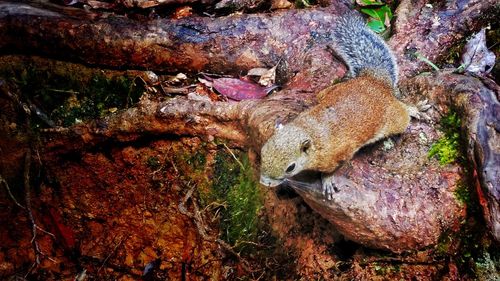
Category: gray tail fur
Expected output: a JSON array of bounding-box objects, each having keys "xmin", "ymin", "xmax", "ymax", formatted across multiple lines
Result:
[{"xmin": 332, "ymin": 14, "xmax": 398, "ymax": 86}]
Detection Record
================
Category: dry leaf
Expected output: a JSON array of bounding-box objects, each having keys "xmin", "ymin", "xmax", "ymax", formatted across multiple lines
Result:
[
  {"xmin": 198, "ymin": 77, "xmax": 213, "ymax": 88},
  {"xmin": 258, "ymin": 65, "xmax": 277, "ymax": 86},
  {"xmin": 461, "ymin": 28, "xmax": 496, "ymax": 75},
  {"xmin": 247, "ymin": 67, "xmax": 270, "ymax": 77},
  {"xmin": 172, "ymin": 6, "xmax": 193, "ymax": 20},
  {"xmin": 212, "ymin": 78, "xmax": 277, "ymax": 100},
  {"xmin": 384, "ymin": 12, "xmax": 391, "ymax": 28},
  {"xmin": 271, "ymin": 0, "xmax": 292, "ymax": 9}
]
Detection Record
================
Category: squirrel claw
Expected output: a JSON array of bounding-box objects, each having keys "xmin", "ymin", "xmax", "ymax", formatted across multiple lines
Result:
[
  {"xmin": 321, "ymin": 173, "xmax": 338, "ymax": 201},
  {"xmin": 408, "ymin": 99, "xmax": 432, "ymax": 121},
  {"xmin": 417, "ymin": 99, "xmax": 432, "ymax": 111}
]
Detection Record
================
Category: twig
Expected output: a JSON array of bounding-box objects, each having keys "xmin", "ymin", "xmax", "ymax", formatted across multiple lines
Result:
[
  {"xmin": 23, "ymin": 150, "xmax": 57, "ymax": 278},
  {"xmin": 23, "ymin": 150, "xmax": 40, "ymax": 276},
  {"xmin": 160, "ymin": 84, "xmax": 196, "ymax": 95},
  {"xmin": 17, "ymin": 150, "xmax": 56, "ymax": 239},
  {"xmin": 233, "ymin": 240, "xmax": 266, "ymax": 248},
  {"xmin": 222, "ymin": 143, "xmax": 243, "ymax": 169},
  {"xmin": 24, "ymin": 151, "xmax": 39, "ymax": 261},
  {"xmin": 97, "ymin": 235, "xmax": 128, "ymax": 274},
  {"xmin": 0, "ymin": 174, "xmax": 26, "ymax": 209},
  {"xmin": 36, "ymin": 226, "xmax": 56, "ymax": 239},
  {"xmin": 178, "ymin": 183, "xmax": 208, "ymax": 237},
  {"xmin": 168, "ymin": 155, "xmax": 178, "ymax": 173},
  {"xmin": 47, "ymin": 88, "xmax": 80, "ymax": 94}
]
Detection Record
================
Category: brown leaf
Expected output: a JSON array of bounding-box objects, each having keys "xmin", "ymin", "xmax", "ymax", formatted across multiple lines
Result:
[
  {"xmin": 195, "ymin": 84, "xmax": 221, "ymax": 101},
  {"xmin": 258, "ymin": 65, "xmax": 277, "ymax": 86},
  {"xmin": 271, "ymin": 0, "xmax": 292, "ymax": 9},
  {"xmin": 172, "ymin": 6, "xmax": 193, "ymax": 20},
  {"xmin": 247, "ymin": 67, "xmax": 269, "ymax": 77}
]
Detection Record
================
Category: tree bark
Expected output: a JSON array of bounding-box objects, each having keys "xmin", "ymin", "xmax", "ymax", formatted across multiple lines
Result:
[
  {"xmin": 389, "ymin": 0, "xmax": 500, "ymax": 78},
  {"xmin": 1, "ymin": 0, "xmax": 497, "ymax": 79},
  {"xmin": 0, "ymin": 1, "xmax": 348, "ymax": 77}
]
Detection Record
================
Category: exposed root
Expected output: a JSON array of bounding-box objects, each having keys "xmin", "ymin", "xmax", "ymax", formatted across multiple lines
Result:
[{"xmin": 23, "ymin": 150, "xmax": 57, "ymax": 277}]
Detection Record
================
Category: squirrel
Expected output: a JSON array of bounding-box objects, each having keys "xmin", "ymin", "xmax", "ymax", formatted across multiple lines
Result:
[{"xmin": 259, "ymin": 14, "xmax": 420, "ymax": 199}]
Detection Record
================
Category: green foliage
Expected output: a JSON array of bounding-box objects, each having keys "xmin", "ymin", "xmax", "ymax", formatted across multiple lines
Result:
[
  {"xmin": 428, "ymin": 112, "xmax": 462, "ymax": 165},
  {"xmin": 360, "ymin": 4, "xmax": 393, "ymax": 33},
  {"xmin": 428, "ymin": 135, "xmax": 460, "ymax": 165},
  {"xmin": 210, "ymin": 149, "xmax": 263, "ymax": 253}
]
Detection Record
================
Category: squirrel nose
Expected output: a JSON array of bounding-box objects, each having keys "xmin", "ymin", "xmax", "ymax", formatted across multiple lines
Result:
[{"xmin": 259, "ymin": 175, "xmax": 283, "ymax": 187}]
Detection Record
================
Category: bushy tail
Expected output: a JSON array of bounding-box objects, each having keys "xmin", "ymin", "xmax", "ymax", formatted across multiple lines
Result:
[{"xmin": 332, "ymin": 14, "xmax": 398, "ymax": 86}]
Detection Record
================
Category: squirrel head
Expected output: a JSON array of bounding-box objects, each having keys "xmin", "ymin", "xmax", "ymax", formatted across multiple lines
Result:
[{"xmin": 260, "ymin": 124, "xmax": 315, "ymax": 187}]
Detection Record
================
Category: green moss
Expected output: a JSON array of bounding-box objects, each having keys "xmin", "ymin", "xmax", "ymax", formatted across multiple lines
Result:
[
  {"xmin": 454, "ymin": 182, "xmax": 471, "ymax": 206},
  {"xmin": 51, "ymin": 74, "xmax": 143, "ymax": 126},
  {"xmin": 443, "ymin": 39, "xmax": 467, "ymax": 67},
  {"xmin": 186, "ymin": 151, "xmax": 206, "ymax": 170},
  {"xmin": 435, "ymin": 232, "xmax": 454, "ymax": 256},
  {"xmin": 428, "ymin": 112, "xmax": 462, "ymax": 165},
  {"xmin": 209, "ymin": 149, "xmax": 263, "ymax": 253},
  {"xmin": 146, "ymin": 156, "xmax": 161, "ymax": 170},
  {"xmin": 4, "ymin": 65, "xmax": 144, "ymax": 127}
]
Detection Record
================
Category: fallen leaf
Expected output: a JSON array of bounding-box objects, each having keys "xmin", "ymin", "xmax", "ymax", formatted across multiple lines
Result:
[
  {"xmin": 247, "ymin": 68, "xmax": 269, "ymax": 77},
  {"xmin": 271, "ymin": 0, "xmax": 292, "ymax": 9},
  {"xmin": 176, "ymin": 73, "xmax": 187, "ymax": 80},
  {"xmin": 198, "ymin": 77, "xmax": 213, "ymax": 88},
  {"xmin": 212, "ymin": 78, "xmax": 277, "ymax": 100},
  {"xmin": 195, "ymin": 83, "xmax": 221, "ymax": 101},
  {"xmin": 461, "ymin": 28, "xmax": 496, "ymax": 75},
  {"xmin": 258, "ymin": 65, "xmax": 277, "ymax": 86},
  {"xmin": 64, "ymin": 0, "xmax": 80, "ymax": 5},
  {"xmin": 172, "ymin": 6, "xmax": 193, "ymax": 20},
  {"xmin": 86, "ymin": 0, "xmax": 114, "ymax": 9}
]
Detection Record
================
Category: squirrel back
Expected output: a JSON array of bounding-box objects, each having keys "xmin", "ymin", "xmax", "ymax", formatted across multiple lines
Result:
[
  {"xmin": 332, "ymin": 14, "xmax": 398, "ymax": 87},
  {"xmin": 260, "ymin": 13, "xmax": 409, "ymax": 188}
]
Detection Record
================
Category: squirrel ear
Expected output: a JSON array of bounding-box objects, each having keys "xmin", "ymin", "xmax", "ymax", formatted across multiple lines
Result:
[
  {"xmin": 301, "ymin": 139, "xmax": 311, "ymax": 154},
  {"xmin": 275, "ymin": 122, "xmax": 283, "ymax": 130}
]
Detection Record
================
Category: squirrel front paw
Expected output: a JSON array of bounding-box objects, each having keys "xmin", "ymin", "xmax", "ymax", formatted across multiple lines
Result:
[
  {"xmin": 321, "ymin": 173, "xmax": 339, "ymax": 201},
  {"xmin": 407, "ymin": 99, "xmax": 432, "ymax": 121}
]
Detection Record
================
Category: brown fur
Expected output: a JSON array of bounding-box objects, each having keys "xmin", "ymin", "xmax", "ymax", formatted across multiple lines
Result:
[
  {"xmin": 296, "ymin": 74, "xmax": 409, "ymax": 173},
  {"xmin": 259, "ymin": 74, "xmax": 411, "ymax": 185}
]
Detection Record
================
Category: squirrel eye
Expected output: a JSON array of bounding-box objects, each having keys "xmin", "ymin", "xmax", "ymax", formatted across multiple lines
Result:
[
  {"xmin": 285, "ymin": 163, "xmax": 296, "ymax": 173},
  {"xmin": 301, "ymin": 139, "xmax": 311, "ymax": 154}
]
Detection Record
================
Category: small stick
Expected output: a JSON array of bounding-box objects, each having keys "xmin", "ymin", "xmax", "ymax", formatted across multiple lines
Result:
[
  {"xmin": 222, "ymin": 143, "xmax": 243, "ymax": 169},
  {"xmin": 97, "ymin": 235, "xmax": 128, "ymax": 274},
  {"xmin": 0, "ymin": 174, "xmax": 26, "ymax": 209}
]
